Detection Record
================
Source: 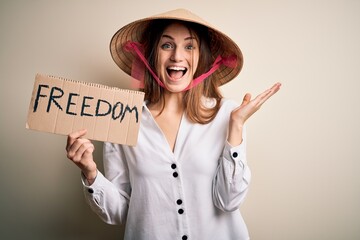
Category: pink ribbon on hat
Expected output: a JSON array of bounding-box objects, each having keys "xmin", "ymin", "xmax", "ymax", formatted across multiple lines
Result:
[
  {"xmin": 123, "ymin": 41, "xmax": 237, "ymax": 91},
  {"xmin": 123, "ymin": 41, "xmax": 165, "ymax": 88},
  {"xmin": 182, "ymin": 54, "xmax": 238, "ymax": 91}
]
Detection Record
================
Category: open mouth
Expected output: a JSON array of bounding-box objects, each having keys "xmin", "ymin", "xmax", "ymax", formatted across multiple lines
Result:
[{"xmin": 166, "ymin": 66, "xmax": 188, "ymax": 80}]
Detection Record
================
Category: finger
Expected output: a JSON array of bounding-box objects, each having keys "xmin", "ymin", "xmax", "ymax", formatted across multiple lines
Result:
[
  {"xmin": 81, "ymin": 141, "xmax": 95, "ymax": 156},
  {"xmin": 66, "ymin": 129, "xmax": 87, "ymax": 151},
  {"xmin": 67, "ymin": 138, "xmax": 91, "ymax": 160},
  {"xmin": 267, "ymin": 82, "xmax": 282, "ymax": 95},
  {"xmin": 254, "ymin": 82, "xmax": 282, "ymax": 106},
  {"xmin": 269, "ymin": 82, "xmax": 282, "ymax": 94},
  {"xmin": 74, "ymin": 142, "xmax": 94, "ymax": 162},
  {"xmin": 68, "ymin": 143, "xmax": 95, "ymax": 164},
  {"xmin": 240, "ymin": 93, "xmax": 252, "ymax": 107}
]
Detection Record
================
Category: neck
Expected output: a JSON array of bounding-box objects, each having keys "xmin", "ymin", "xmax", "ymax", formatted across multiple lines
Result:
[{"xmin": 149, "ymin": 91, "xmax": 185, "ymax": 115}]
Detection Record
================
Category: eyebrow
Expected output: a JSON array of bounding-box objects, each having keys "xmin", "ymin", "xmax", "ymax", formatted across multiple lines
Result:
[{"xmin": 161, "ymin": 34, "xmax": 196, "ymax": 41}]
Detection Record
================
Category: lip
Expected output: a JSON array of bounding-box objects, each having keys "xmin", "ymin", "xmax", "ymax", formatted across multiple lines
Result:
[{"xmin": 166, "ymin": 65, "xmax": 188, "ymax": 82}]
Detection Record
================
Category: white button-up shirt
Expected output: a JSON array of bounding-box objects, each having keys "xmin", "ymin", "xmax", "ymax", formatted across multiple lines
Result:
[{"xmin": 82, "ymin": 98, "xmax": 251, "ymax": 240}]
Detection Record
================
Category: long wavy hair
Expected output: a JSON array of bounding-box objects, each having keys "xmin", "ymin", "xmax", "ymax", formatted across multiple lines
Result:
[{"xmin": 140, "ymin": 19, "xmax": 223, "ymax": 124}]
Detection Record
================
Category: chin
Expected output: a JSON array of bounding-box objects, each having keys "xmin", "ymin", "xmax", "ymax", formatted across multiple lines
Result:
[
  {"xmin": 165, "ymin": 80, "xmax": 192, "ymax": 92},
  {"xmin": 165, "ymin": 85, "xmax": 188, "ymax": 93}
]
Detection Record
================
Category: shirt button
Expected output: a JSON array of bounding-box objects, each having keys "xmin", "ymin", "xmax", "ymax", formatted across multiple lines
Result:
[
  {"xmin": 173, "ymin": 172, "xmax": 178, "ymax": 178},
  {"xmin": 176, "ymin": 199, "xmax": 183, "ymax": 205},
  {"xmin": 178, "ymin": 208, "xmax": 184, "ymax": 214},
  {"xmin": 182, "ymin": 235, "xmax": 188, "ymax": 240},
  {"xmin": 171, "ymin": 163, "xmax": 177, "ymax": 169},
  {"xmin": 88, "ymin": 188, "xmax": 94, "ymax": 194},
  {"xmin": 232, "ymin": 152, "xmax": 238, "ymax": 158}
]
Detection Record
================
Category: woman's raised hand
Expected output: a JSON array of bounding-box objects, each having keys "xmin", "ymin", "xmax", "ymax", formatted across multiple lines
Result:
[
  {"xmin": 66, "ymin": 129, "xmax": 97, "ymax": 183},
  {"xmin": 228, "ymin": 82, "xmax": 282, "ymax": 146}
]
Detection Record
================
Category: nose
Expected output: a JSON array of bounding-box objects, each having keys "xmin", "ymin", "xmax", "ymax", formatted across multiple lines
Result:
[{"xmin": 170, "ymin": 47, "xmax": 184, "ymax": 62}]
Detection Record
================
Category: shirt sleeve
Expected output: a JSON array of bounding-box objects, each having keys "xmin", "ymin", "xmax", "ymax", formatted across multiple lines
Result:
[
  {"xmin": 212, "ymin": 126, "xmax": 251, "ymax": 212},
  {"xmin": 81, "ymin": 142, "xmax": 131, "ymax": 225}
]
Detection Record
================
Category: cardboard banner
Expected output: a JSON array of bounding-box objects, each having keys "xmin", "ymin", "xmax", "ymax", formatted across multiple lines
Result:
[{"xmin": 26, "ymin": 74, "xmax": 145, "ymax": 146}]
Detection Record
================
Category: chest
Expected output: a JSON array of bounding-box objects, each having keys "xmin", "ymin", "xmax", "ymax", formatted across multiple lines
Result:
[
  {"xmin": 123, "ymin": 113, "xmax": 229, "ymax": 181},
  {"xmin": 151, "ymin": 111, "xmax": 182, "ymax": 152}
]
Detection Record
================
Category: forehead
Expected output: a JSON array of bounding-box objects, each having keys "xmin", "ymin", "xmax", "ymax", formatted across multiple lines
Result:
[{"xmin": 162, "ymin": 22, "xmax": 198, "ymax": 40}]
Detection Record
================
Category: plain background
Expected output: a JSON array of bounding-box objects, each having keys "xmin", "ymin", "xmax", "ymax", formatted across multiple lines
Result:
[{"xmin": 1, "ymin": 0, "xmax": 359, "ymax": 239}]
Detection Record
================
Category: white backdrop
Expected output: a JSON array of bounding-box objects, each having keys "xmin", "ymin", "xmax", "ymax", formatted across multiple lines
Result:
[{"xmin": 1, "ymin": 0, "xmax": 359, "ymax": 239}]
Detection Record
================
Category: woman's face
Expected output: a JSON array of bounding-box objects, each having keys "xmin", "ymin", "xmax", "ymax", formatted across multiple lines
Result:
[{"xmin": 155, "ymin": 22, "xmax": 200, "ymax": 92}]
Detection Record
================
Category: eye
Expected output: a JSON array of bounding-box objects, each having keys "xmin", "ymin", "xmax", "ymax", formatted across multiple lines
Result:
[
  {"xmin": 161, "ymin": 43, "xmax": 173, "ymax": 50},
  {"xmin": 185, "ymin": 44, "xmax": 195, "ymax": 50}
]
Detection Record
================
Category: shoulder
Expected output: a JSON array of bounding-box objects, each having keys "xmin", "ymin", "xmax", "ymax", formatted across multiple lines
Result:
[
  {"xmin": 202, "ymin": 97, "xmax": 240, "ymax": 117},
  {"xmin": 201, "ymin": 97, "xmax": 239, "ymax": 109},
  {"xmin": 220, "ymin": 98, "xmax": 240, "ymax": 111}
]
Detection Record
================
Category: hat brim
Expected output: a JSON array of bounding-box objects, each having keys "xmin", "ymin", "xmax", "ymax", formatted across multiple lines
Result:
[{"xmin": 110, "ymin": 8, "xmax": 243, "ymax": 86}]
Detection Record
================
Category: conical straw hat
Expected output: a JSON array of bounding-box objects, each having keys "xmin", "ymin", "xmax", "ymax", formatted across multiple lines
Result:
[{"xmin": 110, "ymin": 8, "xmax": 243, "ymax": 86}]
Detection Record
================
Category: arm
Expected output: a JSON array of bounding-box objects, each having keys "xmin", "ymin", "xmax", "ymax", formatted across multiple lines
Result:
[
  {"xmin": 212, "ymin": 128, "xmax": 251, "ymax": 212},
  {"xmin": 213, "ymin": 83, "xmax": 281, "ymax": 211},
  {"xmin": 66, "ymin": 130, "xmax": 130, "ymax": 225}
]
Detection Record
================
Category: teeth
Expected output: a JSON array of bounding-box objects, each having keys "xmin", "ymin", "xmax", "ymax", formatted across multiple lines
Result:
[{"xmin": 168, "ymin": 66, "xmax": 186, "ymax": 71}]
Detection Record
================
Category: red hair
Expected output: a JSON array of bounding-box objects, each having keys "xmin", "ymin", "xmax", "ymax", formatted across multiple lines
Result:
[{"xmin": 141, "ymin": 20, "xmax": 223, "ymax": 124}]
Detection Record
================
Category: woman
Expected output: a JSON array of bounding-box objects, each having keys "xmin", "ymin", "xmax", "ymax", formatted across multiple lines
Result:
[{"xmin": 66, "ymin": 9, "xmax": 281, "ymax": 240}]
